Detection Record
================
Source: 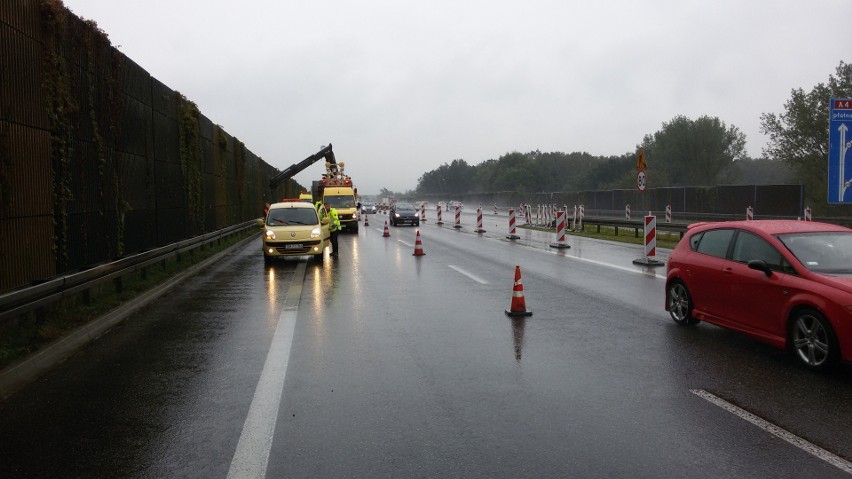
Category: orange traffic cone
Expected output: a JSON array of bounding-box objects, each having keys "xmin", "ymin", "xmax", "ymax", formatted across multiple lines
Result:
[
  {"xmin": 382, "ymin": 220, "xmax": 390, "ymax": 237},
  {"xmin": 505, "ymin": 265, "xmax": 532, "ymax": 316},
  {"xmin": 364, "ymin": 215, "xmax": 369, "ymax": 227},
  {"xmin": 413, "ymin": 229, "xmax": 425, "ymax": 256}
]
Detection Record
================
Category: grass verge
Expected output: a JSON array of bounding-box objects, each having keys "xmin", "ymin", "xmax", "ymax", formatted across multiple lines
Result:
[
  {"xmin": 520, "ymin": 224, "xmax": 682, "ymax": 250},
  {"xmin": 0, "ymin": 229, "xmax": 259, "ymax": 370}
]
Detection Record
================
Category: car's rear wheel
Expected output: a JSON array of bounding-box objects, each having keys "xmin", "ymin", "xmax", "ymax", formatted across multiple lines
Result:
[
  {"xmin": 790, "ymin": 309, "xmax": 838, "ymax": 371},
  {"xmin": 668, "ymin": 281, "xmax": 699, "ymax": 325}
]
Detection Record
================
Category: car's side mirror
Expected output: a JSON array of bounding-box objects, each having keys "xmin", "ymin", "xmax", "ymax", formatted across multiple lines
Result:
[
  {"xmin": 256, "ymin": 218, "xmax": 265, "ymax": 227},
  {"xmin": 747, "ymin": 259, "xmax": 773, "ymax": 277}
]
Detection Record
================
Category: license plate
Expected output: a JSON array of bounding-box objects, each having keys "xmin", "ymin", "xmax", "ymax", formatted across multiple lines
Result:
[{"xmin": 284, "ymin": 243, "xmax": 303, "ymax": 250}]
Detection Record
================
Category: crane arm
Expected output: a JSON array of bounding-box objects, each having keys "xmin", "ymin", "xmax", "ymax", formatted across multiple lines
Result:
[{"xmin": 269, "ymin": 143, "xmax": 337, "ymax": 189}]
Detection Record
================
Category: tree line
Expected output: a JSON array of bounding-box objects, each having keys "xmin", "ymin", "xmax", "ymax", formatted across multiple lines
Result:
[{"xmin": 386, "ymin": 61, "xmax": 851, "ymax": 215}]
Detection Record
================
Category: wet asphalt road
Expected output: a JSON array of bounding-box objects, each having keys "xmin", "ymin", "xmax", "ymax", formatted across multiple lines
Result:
[{"xmin": 1, "ymin": 211, "xmax": 852, "ymax": 478}]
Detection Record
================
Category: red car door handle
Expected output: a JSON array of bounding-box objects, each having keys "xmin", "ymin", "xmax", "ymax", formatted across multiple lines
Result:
[{"xmin": 723, "ymin": 267, "xmax": 734, "ymax": 274}]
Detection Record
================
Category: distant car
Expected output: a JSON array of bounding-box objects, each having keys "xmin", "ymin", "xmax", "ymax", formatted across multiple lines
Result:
[
  {"xmin": 665, "ymin": 220, "xmax": 852, "ymax": 371},
  {"xmin": 360, "ymin": 202, "xmax": 377, "ymax": 214},
  {"xmin": 262, "ymin": 201, "xmax": 329, "ymax": 263},
  {"xmin": 389, "ymin": 202, "xmax": 420, "ymax": 226}
]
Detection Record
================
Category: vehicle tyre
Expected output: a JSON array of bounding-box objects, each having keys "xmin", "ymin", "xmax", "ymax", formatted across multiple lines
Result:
[
  {"xmin": 263, "ymin": 254, "xmax": 273, "ymax": 265},
  {"xmin": 415, "ymin": 221, "xmax": 420, "ymax": 227},
  {"xmin": 667, "ymin": 280, "xmax": 699, "ymax": 325},
  {"xmin": 790, "ymin": 309, "xmax": 838, "ymax": 371}
]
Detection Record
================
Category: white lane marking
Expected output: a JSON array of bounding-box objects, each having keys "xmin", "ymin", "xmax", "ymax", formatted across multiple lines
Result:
[
  {"xmin": 448, "ymin": 265, "xmax": 489, "ymax": 285},
  {"xmin": 691, "ymin": 389, "xmax": 852, "ymax": 474},
  {"xmin": 227, "ymin": 261, "xmax": 305, "ymax": 479},
  {"xmin": 529, "ymin": 245, "xmax": 667, "ymax": 280}
]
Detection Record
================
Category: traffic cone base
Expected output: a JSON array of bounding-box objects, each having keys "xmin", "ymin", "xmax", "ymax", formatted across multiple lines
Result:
[{"xmin": 505, "ymin": 265, "xmax": 532, "ymax": 317}]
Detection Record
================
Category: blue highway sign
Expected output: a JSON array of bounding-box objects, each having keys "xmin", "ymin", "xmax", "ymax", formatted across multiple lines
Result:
[{"xmin": 828, "ymin": 98, "xmax": 852, "ymax": 204}]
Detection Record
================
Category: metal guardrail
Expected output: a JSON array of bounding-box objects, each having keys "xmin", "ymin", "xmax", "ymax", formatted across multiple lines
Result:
[
  {"xmin": 575, "ymin": 217, "xmax": 688, "ymax": 238},
  {"xmin": 0, "ymin": 220, "xmax": 260, "ymax": 323}
]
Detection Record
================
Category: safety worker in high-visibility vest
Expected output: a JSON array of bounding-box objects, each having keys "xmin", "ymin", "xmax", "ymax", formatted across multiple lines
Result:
[{"xmin": 323, "ymin": 202, "xmax": 341, "ymax": 257}]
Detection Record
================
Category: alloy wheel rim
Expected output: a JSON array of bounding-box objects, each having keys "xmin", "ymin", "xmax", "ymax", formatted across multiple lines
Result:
[
  {"xmin": 670, "ymin": 284, "xmax": 688, "ymax": 321},
  {"xmin": 793, "ymin": 315, "xmax": 829, "ymax": 366}
]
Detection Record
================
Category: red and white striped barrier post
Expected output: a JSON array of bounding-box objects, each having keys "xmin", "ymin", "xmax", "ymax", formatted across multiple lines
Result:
[
  {"xmin": 645, "ymin": 214, "xmax": 656, "ymax": 257},
  {"xmin": 804, "ymin": 207, "xmax": 812, "ymax": 221},
  {"xmin": 549, "ymin": 210, "xmax": 570, "ymax": 249},
  {"xmin": 494, "ymin": 203, "xmax": 498, "ymax": 215},
  {"xmin": 578, "ymin": 205, "xmax": 585, "ymax": 231},
  {"xmin": 475, "ymin": 207, "xmax": 486, "ymax": 233},
  {"xmin": 632, "ymin": 214, "xmax": 664, "ymax": 266},
  {"xmin": 747, "ymin": 206, "xmax": 754, "ymax": 221},
  {"xmin": 453, "ymin": 204, "xmax": 462, "ymax": 229},
  {"xmin": 625, "ymin": 204, "xmax": 631, "ymax": 221},
  {"xmin": 421, "ymin": 203, "xmax": 427, "ymax": 222},
  {"xmin": 436, "ymin": 204, "xmax": 443, "ymax": 225},
  {"xmin": 507, "ymin": 208, "xmax": 520, "ymax": 240},
  {"xmin": 665, "ymin": 205, "xmax": 671, "ymax": 223}
]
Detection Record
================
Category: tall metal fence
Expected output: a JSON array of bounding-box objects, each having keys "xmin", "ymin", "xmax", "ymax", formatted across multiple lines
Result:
[
  {"xmin": 416, "ymin": 184, "xmax": 806, "ymax": 219},
  {"xmin": 0, "ymin": 2, "xmax": 298, "ymax": 293}
]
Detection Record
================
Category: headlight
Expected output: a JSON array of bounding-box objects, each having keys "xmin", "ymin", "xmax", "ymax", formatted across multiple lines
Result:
[
  {"xmin": 395, "ymin": 213, "xmax": 400, "ymax": 217},
  {"xmin": 311, "ymin": 227, "xmax": 321, "ymax": 238},
  {"xmin": 415, "ymin": 212, "xmax": 419, "ymax": 217},
  {"xmin": 265, "ymin": 229, "xmax": 276, "ymax": 240}
]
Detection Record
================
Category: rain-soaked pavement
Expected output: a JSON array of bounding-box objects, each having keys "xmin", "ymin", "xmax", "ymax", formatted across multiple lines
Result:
[{"xmin": 2, "ymin": 210, "xmax": 852, "ymax": 478}]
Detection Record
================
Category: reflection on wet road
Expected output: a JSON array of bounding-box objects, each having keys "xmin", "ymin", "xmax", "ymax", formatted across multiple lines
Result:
[{"xmin": 0, "ymin": 217, "xmax": 851, "ymax": 478}]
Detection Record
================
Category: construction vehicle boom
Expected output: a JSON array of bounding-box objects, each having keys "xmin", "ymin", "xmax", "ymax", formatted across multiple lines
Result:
[{"xmin": 268, "ymin": 144, "xmax": 337, "ymax": 190}]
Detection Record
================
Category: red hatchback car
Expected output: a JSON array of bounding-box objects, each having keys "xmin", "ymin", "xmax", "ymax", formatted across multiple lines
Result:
[{"xmin": 666, "ymin": 220, "xmax": 852, "ymax": 371}]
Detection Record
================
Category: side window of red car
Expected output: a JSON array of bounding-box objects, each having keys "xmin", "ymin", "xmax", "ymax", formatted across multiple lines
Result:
[
  {"xmin": 695, "ymin": 229, "xmax": 734, "ymax": 258},
  {"xmin": 731, "ymin": 231, "xmax": 793, "ymax": 273},
  {"xmin": 689, "ymin": 231, "xmax": 703, "ymax": 251}
]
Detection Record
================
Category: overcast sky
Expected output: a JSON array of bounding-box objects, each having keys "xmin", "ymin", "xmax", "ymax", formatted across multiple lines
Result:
[{"xmin": 62, "ymin": 0, "xmax": 850, "ymax": 195}]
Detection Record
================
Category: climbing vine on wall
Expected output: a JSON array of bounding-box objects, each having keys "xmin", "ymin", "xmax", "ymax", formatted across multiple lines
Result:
[
  {"xmin": 177, "ymin": 92, "xmax": 204, "ymax": 233},
  {"xmin": 81, "ymin": 18, "xmax": 128, "ymax": 257},
  {"xmin": 234, "ymin": 138, "xmax": 246, "ymax": 219},
  {"xmin": 39, "ymin": 0, "xmax": 76, "ymax": 271},
  {"xmin": 0, "ymin": 123, "xmax": 10, "ymax": 219}
]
